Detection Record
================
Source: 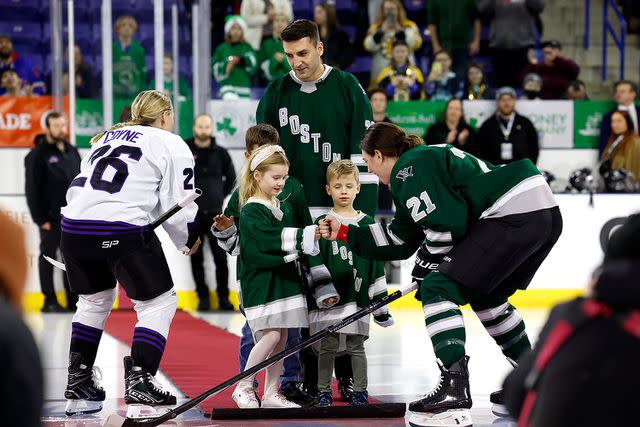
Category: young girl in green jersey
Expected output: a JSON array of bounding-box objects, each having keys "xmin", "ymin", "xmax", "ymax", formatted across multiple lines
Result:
[{"xmin": 231, "ymin": 144, "xmax": 320, "ymax": 409}]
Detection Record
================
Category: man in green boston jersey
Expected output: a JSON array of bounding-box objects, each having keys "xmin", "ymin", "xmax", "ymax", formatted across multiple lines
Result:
[
  {"xmin": 256, "ymin": 19, "xmax": 378, "ymax": 219},
  {"xmin": 320, "ymin": 122, "xmax": 562, "ymax": 427}
]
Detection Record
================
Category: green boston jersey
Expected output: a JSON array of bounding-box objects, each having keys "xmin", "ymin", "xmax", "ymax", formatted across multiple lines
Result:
[
  {"xmin": 239, "ymin": 198, "xmax": 312, "ymax": 332},
  {"xmin": 212, "ymin": 42, "xmax": 258, "ymax": 99},
  {"xmin": 308, "ymin": 211, "xmax": 388, "ymax": 336},
  {"xmin": 346, "ymin": 144, "xmax": 557, "ymax": 260},
  {"xmin": 113, "ymin": 40, "xmax": 147, "ymax": 99},
  {"xmin": 258, "ymin": 37, "xmax": 291, "ymax": 82},
  {"xmin": 256, "ymin": 66, "xmax": 378, "ymax": 217}
]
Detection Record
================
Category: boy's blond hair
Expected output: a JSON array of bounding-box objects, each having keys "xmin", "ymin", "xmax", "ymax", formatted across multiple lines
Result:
[
  {"xmin": 326, "ymin": 159, "xmax": 359, "ymax": 184},
  {"xmin": 114, "ymin": 15, "xmax": 138, "ymax": 33},
  {"xmin": 245, "ymin": 123, "xmax": 280, "ymax": 152}
]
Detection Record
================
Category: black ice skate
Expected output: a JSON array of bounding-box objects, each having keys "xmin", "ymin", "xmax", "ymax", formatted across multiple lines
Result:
[
  {"xmin": 490, "ymin": 389, "xmax": 509, "ymax": 417},
  {"xmin": 64, "ymin": 352, "xmax": 105, "ymax": 416},
  {"xmin": 124, "ymin": 356, "xmax": 176, "ymax": 418},
  {"xmin": 408, "ymin": 356, "xmax": 472, "ymax": 427}
]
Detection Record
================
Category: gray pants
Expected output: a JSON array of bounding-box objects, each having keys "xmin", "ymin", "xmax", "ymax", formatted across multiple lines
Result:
[{"xmin": 318, "ymin": 333, "xmax": 367, "ymax": 392}]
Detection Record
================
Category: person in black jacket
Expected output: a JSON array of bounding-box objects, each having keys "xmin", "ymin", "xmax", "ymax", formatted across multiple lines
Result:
[
  {"xmin": 476, "ymin": 86, "xmax": 539, "ymax": 165},
  {"xmin": 502, "ymin": 212, "xmax": 640, "ymax": 427},
  {"xmin": 185, "ymin": 114, "xmax": 236, "ymax": 311},
  {"xmin": 424, "ymin": 97, "xmax": 476, "ymax": 151},
  {"xmin": 314, "ymin": 3, "xmax": 355, "ymax": 70},
  {"xmin": 0, "ymin": 210, "xmax": 43, "ymax": 427},
  {"xmin": 25, "ymin": 111, "xmax": 80, "ymax": 312}
]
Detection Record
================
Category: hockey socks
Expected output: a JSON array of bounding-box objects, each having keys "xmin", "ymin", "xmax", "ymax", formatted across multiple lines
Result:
[
  {"xmin": 474, "ymin": 302, "xmax": 531, "ymax": 362},
  {"xmin": 423, "ymin": 300, "xmax": 466, "ymax": 366},
  {"xmin": 70, "ymin": 322, "xmax": 103, "ymax": 368},
  {"xmin": 131, "ymin": 327, "xmax": 166, "ymax": 375}
]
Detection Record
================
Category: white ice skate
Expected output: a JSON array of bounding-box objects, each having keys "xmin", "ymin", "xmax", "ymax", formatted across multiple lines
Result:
[
  {"xmin": 65, "ymin": 399, "xmax": 103, "ymax": 416},
  {"xmin": 125, "ymin": 404, "xmax": 173, "ymax": 419},
  {"xmin": 232, "ymin": 386, "xmax": 260, "ymax": 409},
  {"xmin": 261, "ymin": 388, "xmax": 301, "ymax": 409},
  {"xmin": 408, "ymin": 409, "xmax": 472, "ymax": 427}
]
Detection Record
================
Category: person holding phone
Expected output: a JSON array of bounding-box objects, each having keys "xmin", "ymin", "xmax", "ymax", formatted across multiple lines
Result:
[{"xmin": 425, "ymin": 50, "xmax": 464, "ymax": 101}]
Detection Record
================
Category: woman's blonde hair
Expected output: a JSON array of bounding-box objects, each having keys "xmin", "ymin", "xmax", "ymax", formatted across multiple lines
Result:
[
  {"xmin": 239, "ymin": 145, "xmax": 289, "ymax": 206},
  {"xmin": 90, "ymin": 90, "xmax": 172, "ymax": 144},
  {"xmin": 374, "ymin": 0, "xmax": 408, "ymax": 27}
]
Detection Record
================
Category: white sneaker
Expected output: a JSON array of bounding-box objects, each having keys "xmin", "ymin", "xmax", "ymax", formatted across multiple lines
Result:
[
  {"xmin": 261, "ymin": 391, "xmax": 301, "ymax": 409},
  {"xmin": 232, "ymin": 386, "xmax": 260, "ymax": 409}
]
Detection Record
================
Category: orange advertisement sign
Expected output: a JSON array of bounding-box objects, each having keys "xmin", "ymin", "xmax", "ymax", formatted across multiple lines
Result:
[{"xmin": 0, "ymin": 96, "xmax": 69, "ymax": 147}]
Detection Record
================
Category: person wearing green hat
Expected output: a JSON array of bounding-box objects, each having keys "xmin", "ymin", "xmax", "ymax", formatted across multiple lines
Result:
[{"xmin": 212, "ymin": 15, "xmax": 258, "ymax": 100}]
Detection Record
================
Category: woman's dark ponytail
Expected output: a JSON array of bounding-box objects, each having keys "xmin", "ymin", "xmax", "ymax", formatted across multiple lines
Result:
[{"xmin": 360, "ymin": 122, "xmax": 424, "ymax": 157}]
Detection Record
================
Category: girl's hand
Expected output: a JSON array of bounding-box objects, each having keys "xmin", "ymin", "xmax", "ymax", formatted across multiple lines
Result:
[
  {"xmin": 319, "ymin": 216, "xmax": 341, "ymax": 240},
  {"xmin": 213, "ymin": 214, "xmax": 234, "ymax": 231}
]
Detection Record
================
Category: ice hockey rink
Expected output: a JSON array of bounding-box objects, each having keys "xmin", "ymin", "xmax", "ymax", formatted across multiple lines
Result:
[{"xmin": 34, "ymin": 306, "xmax": 552, "ymax": 427}]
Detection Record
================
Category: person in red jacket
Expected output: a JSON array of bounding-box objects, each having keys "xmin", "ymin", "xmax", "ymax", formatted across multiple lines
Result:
[{"xmin": 521, "ymin": 40, "xmax": 580, "ymax": 99}]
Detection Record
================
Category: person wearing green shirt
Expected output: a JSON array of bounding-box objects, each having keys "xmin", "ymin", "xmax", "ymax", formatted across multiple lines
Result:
[
  {"xmin": 427, "ymin": 0, "xmax": 481, "ymax": 78},
  {"xmin": 112, "ymin": 15, "xmax": 147, "ymax": 99},
  {"xmin": 149, "ymin": 53, "xmax": 191, "ymax": 102},
  {"xmin": 259, "ymin": 14, "xmax": 291, "ymax": 82},
  {"xmin": 212, "ymin": 15, "xmax": 258, "ymax": 100},
  {"xmin": 320, "ymin": 122, "xmax": 562, "ymax": 427}
]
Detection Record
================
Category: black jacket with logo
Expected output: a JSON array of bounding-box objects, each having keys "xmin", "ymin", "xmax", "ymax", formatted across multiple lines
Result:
[
  {"xmin": 475, "ymin": 112, "xmax": 539, "ymax": 165},
  {"xmin": 24, "ymin": 141, "xmax": 81, "ymax": 225},
  {"xmin": 185, "ymin": 137, "xmax": 236, "ymax": 214}
]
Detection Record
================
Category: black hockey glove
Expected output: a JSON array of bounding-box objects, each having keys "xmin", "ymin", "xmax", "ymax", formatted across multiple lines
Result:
[{"xmin": 411, "ymin": 244, "xmax": 442, "ymax": 301}]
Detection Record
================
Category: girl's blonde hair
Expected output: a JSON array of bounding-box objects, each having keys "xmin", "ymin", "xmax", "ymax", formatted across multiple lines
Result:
[
  {"xmin": 239, "ymin": 145, "xmax": 289, "ymax": 206},
  {"xmin": 90, "ymin": 90, "xmax": 172, "ymax": 144}
]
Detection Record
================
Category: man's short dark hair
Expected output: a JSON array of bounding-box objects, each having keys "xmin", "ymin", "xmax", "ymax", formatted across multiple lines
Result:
[
  {"xmin": 45, "ymin": 111, "xmax": 64, "ymax": 129},
  {"xmin": 0, "ymin": 35, "xmax": 11, "ymax": 43},
  {"xmin": 0, "ymin": 68, "xmax": 17, "ymax": 79},
  {"xmin": 567, "ymin": 79, "xmax": 586, "ymax": 91},
  {"xmin": 542, "ymin": 40, "xmax": 562, "ymax": 49},
  {"xmin": 614, "ymin": 80, "xmax": 638, "ymax": 93},
  {"xmin": 368, "ymin": 88, "xmax": 388, "ymax": 100},
  {"xmin": 281, "ymin": 19, "xmax": 320, "ymax": 45}
]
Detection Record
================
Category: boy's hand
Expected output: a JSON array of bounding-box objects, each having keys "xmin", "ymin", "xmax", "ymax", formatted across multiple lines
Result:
[
  {"xmin": 213, "ymin": 214, "xmax": 234, "ymax": 231},
  {"xmin": 374, "ymin": 312, "xmax": 394, "ymax": 327},
  {"xmin": 323, "ymin": 296, "xmax": 339, "ymax": 307}
]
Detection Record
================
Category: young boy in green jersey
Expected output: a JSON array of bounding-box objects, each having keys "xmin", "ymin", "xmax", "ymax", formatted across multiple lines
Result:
[
  {"xmin": 309, "ymin": 160, "xmax": 394, "ymax": 407},
  {"xmin": 112, "ymin": 15, "xmax": 147, "ymax": 99},
  {"xmin": 258, "ymin": 14, "xmax": 291, "ymax": 82}
]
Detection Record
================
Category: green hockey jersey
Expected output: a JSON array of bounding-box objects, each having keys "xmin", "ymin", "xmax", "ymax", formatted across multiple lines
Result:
[
  {"xmin": 345, "ymin": 144, "xmax": 558, "ymax": 260},
  {"xmin": 212, "ymin": 42, "xmax": 258, "ymax": 99},
  {"xmin": 256, "ymin": 66, "xmax": 378, "ymax": 218},
  {"xmin": 239, "ymin": 198, "xmax": 316, "ymax": 332},
  {"xmin": 148, "ymin": 76, "xmax": 191, "ymax": 101},
  {"xmin": 112, "ymin": 40, "xmax": 147, "ymax": 99},
  {"xmin": 308, "ymin": 210, "xmax": 388, "ymax": 336},
  {"xmin": 258, "ymin": 37, "xmax": 291, "ymax": 82}
]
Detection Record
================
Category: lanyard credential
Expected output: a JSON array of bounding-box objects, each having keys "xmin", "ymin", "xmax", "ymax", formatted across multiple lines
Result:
[{"xmin": 498, "ymin": 113, "xmax": 515, "ymax": 141}]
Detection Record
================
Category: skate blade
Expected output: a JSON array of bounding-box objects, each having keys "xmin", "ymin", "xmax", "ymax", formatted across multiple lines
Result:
[
  {"xmin": 408, "ymin": 409, "xmax": 472, "ymax": 427},
  {"xmin": 491, "ymin": 403, "xmax": 509, "ymax": 417},
  {"xmin": 65, "ymin": 398, "xmax": 103, "ymax": 416},
  {"xmin": 126, "ymin": 403, "xmax": 174, "ymax": 419}
]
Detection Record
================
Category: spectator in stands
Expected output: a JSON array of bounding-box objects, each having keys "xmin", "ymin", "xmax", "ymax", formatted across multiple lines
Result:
[
  {"xmin": 211, "ymin": 0, "xmax": 236, "ymax": 48},
  {"xmin": 599, "ymin": 110, "xmax": 640, "ymax": 181},
  {"xmin": 314, "ymin": 3, "xmax": 354, "ymax": 70},
  {"xmin": 212, "ymin": 15, "xmax": 258, "ymax": 99},
  {"xmin": 364, "ymin": 0, "xmax": 422, "ymax": 88},
  {"xmin": 0, "ymin": 69, "xmax": 29, "ymax": 96},
  {"xmin": 149, "ymin": 53, "xmax": 191, "ymax": 102},
  {"xmin": 259, "ymin": 13, "xmax": 291, "ymax": 82},
  {"xmin": 113, "ymin": 15, "xmax": 147, "ymax": 99},
  {"xmin": 476, "ymin": 87, "xmax": 539, "ymax": 165},
  {"xmin": 599, "ymin": 80, "xmax": 639, "ymax": 155},
  {"xmin": 0, "ymin": 35, "xmax": 45, "ymax": 95},
  {"xmin": 521, "ymin": 72, "xmax": 543, "ymax": 100},
  {"xmin": 24, "ymin": 112, "xmax": 80, "ymax": 313},
  {"xmin": 565, "ymin": 79, "xmax": 589, "ymax": 100},
  {"xmin": 0, "ymin": 210, "xmax": 43, "ymax": 427},
  {"xmin": 62, "ymin": 45, "xmax": 97, "ymax": 99},
  {"xmin": 369, "ymin": 88, "xmax": 392, "ymax": 123},
  {"xmin": 374, "ymin": 40, "xmax": 424, "ymax": 101},
  {"xmin": 425, "ymin": 50, "xmax": 464, "ymax": 101},
  {"xmin": 427, "ymin": 0, "xmax": 481, "ymax": 78},
  {"xmin": 521, "ymin": 40, "xmax": 580, "ymax": 99},
  {"xmin": 503, "ymin": 212, "xmax": 640, "ymax": 427},
  {"xmin": 477, "ymin": 0, "xmax": 545, "ymax": 88},
  {"xmin": 464, "ymin": 61, "xmax": 494, "ymax": 100},
  {"xmin": 424, "ymin": 97, "xmax": 476, "ymax": 151},
  {"xmin": 240, "ymin": 0, "xmax": 293, "ymax": 51}
]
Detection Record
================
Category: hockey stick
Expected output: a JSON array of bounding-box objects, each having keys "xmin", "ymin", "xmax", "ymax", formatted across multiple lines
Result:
[
  {"xmin": 44, "ymin": 189, "xmax": 202, "ymax": 271},
  {"xmin": 105, "ymin": 284, "xmax": 416, "ymax": 427}
]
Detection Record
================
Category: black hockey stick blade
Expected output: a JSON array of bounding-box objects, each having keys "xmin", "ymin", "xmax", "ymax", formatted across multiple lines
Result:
[
  {"xmin": 45, "ymin": 189, "xmax": 202, "ymax": 272},
  {"xmin": 108, "ymin": 288, "xmax": 406, "ymax": 426}
]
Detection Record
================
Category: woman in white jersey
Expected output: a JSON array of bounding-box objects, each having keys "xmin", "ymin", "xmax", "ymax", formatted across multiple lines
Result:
[{"xmin": 60, "ymin": 90, "xmax": 200, "ymax": 417}]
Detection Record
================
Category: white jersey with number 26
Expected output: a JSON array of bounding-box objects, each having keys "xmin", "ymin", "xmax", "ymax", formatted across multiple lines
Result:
[{"xmin": 61, "ymin": 125, "xmax": 197, "ymax": 252}]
